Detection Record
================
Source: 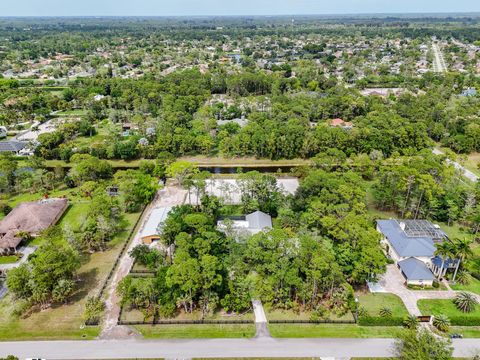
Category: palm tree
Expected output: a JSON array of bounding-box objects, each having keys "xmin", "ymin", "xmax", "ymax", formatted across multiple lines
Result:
[
  {"xmin": 432, "ymin": 314, "xmax": 450, "ymax": 332},
  {"xmin": 434, "ymin": 241, "xmax": 454, "ymax": 279},
  {"xmin": 379, "ymin": 307, "xmax": 393, "ymax": 317},
  {"xmin": 403, "ymin": 314, "xmax": 419, "ymax": 329},
  {"xmin": 450, "ymin": 238, "xmax": 473, "ymax": 283},
  {"xmin": 454, "ymin": 292, "xmax": 478, "ymax": 313}
]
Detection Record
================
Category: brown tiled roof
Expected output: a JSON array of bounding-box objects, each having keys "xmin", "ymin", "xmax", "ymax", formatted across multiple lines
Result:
[{"xmin": 0, "ymin": 198, "xmax": 68, "ymax": 250}]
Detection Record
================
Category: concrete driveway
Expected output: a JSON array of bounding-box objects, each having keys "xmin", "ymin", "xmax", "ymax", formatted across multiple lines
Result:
[{"xmin": 377, "ymin": 265, "xmax": 480, "ymax": 316}]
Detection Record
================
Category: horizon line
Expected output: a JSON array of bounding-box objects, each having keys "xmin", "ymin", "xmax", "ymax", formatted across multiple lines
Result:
[{"xmin": 1, "ymin": 11, "xmax": 480, "ymax": 18}]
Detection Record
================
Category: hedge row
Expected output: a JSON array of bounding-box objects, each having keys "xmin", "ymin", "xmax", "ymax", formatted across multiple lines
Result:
[
  {"xmin": 449, "ymin": 316, "xmax": 480, "ymax": 326},
  {"xmin": 358, "ymin": 316, "xmax": 404, "ymax": 326}
]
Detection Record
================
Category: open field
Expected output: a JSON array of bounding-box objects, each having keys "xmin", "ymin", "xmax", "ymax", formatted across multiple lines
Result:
[
  {"xmin": 268, "ymin": 324, "xmax": 401, "ymax": 338},
  {"xmin": 417, "ymin": 299, "xmax": 480, "ymax": 318},
  {"xmin": 134, "ymin": 324, "xmax": 256, "ymax": 339}
]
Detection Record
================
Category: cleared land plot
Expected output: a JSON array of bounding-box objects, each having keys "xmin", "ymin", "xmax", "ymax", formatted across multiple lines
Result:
[
  {"xmin": 188, "ymin": 178, "xmax": 299, "ymax": 205},
  {"xmin": 121, "ymin": 306, "xmax": 254, "ymax": 323},
  {"xmin": 134, "ymin": 324, "xmax": 256, "ymax": 339},
  {"xmin": 265, "ymin": 308, "xmax": 354, "ymax": 322},
  {"xmin": 268, "ymin": 324, "xmax": 401, "ymax": 338}
]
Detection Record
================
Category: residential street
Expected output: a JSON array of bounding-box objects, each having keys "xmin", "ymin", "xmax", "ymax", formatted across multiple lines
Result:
[
  {"xmin": 432, "ymin": 42, "xmax": 447, "ymax": 73},
  {"xmin": 0, "ymin": 338, "xmax": 478, "ymax": 359}
]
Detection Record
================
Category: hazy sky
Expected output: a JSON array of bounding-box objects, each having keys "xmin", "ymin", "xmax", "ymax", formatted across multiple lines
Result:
[{"xmin": 0, "ymin": 0, "xmax": 478, "ymax": 16}]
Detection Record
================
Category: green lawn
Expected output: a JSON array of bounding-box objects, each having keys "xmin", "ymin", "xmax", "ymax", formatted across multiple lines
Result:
[
  {"xmin": 357, "ymin": 293, "xmax": 409, "ymax": 317},
  {"xmin": 450, "ymin": 326, "xmax": 480, "ymax": 338},
  {"xmin": 417, "ymin": 299, "xmax": 480, "ymax": 318},
  {"xmin": 451, "ymin": 278, "xmax": 480, "ymax": 296},
  {"xmin": 0, "ymin": 255, "xmax": 21, "ymax": 264},
  {"xmin": 462, "ymin": 152, "xmax": 480, "ymax": 177},
  {"xmin": 134, "ymin": 324, "xmax": 256, "ymax": 339},
  {"xmin": 268, "ymin": 324, "xmax": 401, "ymax": 338},
  {"xmin": 265, "ymin": 308, "xmax": 354, "ymax": 322}
]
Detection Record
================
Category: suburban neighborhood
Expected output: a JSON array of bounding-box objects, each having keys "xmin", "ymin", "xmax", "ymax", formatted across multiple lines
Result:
[{"xmin": 0, "ymin": 6, "xmax": 480, "ymax": 360}]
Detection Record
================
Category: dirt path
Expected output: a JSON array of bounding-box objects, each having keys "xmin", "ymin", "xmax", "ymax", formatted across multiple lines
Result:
[{"xmin": 100, "ymin": 185, "xmax": 187, "ymax": 339}]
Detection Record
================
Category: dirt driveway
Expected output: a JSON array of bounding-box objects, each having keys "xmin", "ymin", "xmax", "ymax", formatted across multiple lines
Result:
[{"xmin": 100, "ymin": 185, "xmax": 187, "ymax": 339}]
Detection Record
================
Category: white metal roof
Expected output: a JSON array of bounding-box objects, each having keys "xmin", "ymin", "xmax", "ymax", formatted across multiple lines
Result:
[{"xmin": 140, "ymin": 206, "xmax": 172, "ymax": 238}]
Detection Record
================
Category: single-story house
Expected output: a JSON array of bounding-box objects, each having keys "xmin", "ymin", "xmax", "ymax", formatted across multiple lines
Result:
[
  {"xmin": 377, "ymin": 219, "xmax": 449, "ymax": 286},
  {"xmin": 329, "ymin": 118, "xmax": 353, "ymax": 129},
  {"xmin": 0, "ymin": 141, "xmax": 27, "ymax": 155},
  {"xmin": 217, "ymin": 210, "xmax": 273, "ymax": 237},
  {"xmin": 0, "ymin": 198, "xmax": 68, "ymax": 254},
  {"xmin": 141, "ymin": 207, "xmax": 172, "ymax": 245}
]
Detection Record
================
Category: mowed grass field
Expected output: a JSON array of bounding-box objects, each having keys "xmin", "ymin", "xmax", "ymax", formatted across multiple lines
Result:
[
  {"xmin": 417, "ymin": 299, "xmax": 480, "ymax": 318},
  {"xmin": 134, "ymin": 324, "xmax": 256, "ymax": 339},
  {"xmin": 357, "ymin": 293, "xmax": 409, "ymax": 317},
  {"xmin": 268, "ymin": 324, "xmax": 401, "ymax": 338},
  {"xmin": 0, "ymin": 188, "xmax": 141, "ymax": 340}
]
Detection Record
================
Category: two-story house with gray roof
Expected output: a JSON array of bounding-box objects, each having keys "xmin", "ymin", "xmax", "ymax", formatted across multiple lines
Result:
[{"xmin": 376, "ymin": 219, "xmax": 450, "ymax": 286}]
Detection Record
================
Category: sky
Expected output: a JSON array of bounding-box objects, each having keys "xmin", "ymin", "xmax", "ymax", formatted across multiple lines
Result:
[{"xmin": 0, "ymin": 0, "xmax": 478, "ymax": 17}]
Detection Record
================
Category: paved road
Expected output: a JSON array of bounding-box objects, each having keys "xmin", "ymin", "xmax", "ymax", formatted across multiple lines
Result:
[
  {"xmin": 432, "ymin": 43, "xmax": 447, "ymax": 73},
  {"xmin": 433, "ymin": 148, "xmax": 478, "ymax": 182},
  {"xmin": 0, "ymin": 338, "xmax": 478, "ymax": 359}
]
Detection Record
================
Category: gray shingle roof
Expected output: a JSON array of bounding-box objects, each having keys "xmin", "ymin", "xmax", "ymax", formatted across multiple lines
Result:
[
  {"xmin": 398, "ymin": 257, "xmax": 435, "ymax": 281},
  {"xmin": 0, "ymin": 141, "xmax": 27, "ymax": 153},
  {"xmin": 377, "ymin": 219, "xmax": 435, "ymax": 257},
  {"xmin": 246, "ymin": 211, "xmax": 272, "ymax": 230}
]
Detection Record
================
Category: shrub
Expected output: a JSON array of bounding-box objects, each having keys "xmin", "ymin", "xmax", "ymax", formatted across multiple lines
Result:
[
  {"xmin": 379, "ymin": 307, "xmax": 393, "ymax": 317},
  {"xmin": 456, "ymin": 271, "xmax": 473, "ymax": 286},
  {"xmin": 357, "ymin": 306, "xmax": 368, "ymax": 317},
  {"xmin": 454, "ymin": 292, "xmax": 478, "ymax": 313},
  {"xmin": 432, "ymin": 314, "xmax": 450, "ymax": 332},
  {"xmin": 310, "ymin": 306, "xmax": 328, "ymax": 321},
  {"xmin": 84, "ymin": 296, "xmax": 105, "ymax": 324},
  {"xmin": 0, "ymin": 203, "xmax": 12, "ymax": 216},
  {"xmin": 358, "ymin": 316, "xmax": 404, "ymax": 326},
  {"xmin": 432, "ymin": 280, "xmax": 440, "ymax": 288},
  {"xmin": 403, "ymin": 314, "xmax": 419, "ymax": 329},
  {"xmin": 449, "ymin": 316, "xmax": 480, "ymax": 326}
]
